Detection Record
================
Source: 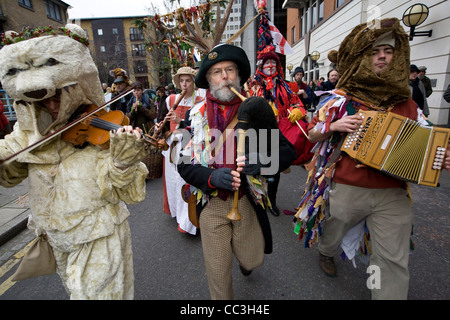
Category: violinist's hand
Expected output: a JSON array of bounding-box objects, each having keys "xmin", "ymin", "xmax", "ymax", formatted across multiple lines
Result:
[{"xmin": 110, "ymin": 125, "xmax": 146, "ymax": 170}]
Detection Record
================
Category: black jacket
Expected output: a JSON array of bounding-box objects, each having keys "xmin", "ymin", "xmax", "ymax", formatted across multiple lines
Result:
[{"xmin": 177, "ymin": 130, "xmax": 295, "ymax": 254}]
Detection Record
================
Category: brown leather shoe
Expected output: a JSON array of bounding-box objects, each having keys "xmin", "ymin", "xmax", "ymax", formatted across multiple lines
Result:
[{"xmin": 319, "ymin": 253, "xmax": 337, "ymax": 277}]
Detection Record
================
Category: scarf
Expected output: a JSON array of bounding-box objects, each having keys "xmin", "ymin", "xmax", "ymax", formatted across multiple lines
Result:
[{"xmin": 205, "ymin": 89, "xmax": 244, "ymax": 200}]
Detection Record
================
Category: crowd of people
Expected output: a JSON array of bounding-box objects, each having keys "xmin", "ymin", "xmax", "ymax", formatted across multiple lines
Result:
[{"xmin": 1, "ymin": 17, "xmax": 450, "ymax": 302}]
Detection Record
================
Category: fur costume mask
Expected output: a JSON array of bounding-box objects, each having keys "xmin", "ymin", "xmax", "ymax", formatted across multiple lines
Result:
[
  {"xmin": 328, "ymin": 18, "xmax": 410, "ymax": 108},
  {"xmin": 0, "ymin": 24, "xmax": 105, "ymax": 135}
]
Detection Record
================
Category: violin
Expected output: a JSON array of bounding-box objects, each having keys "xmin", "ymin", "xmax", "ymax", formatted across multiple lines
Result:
[
  {"xmin": 61, "ymin": 104, "xmax": 130, "ymax": 149},
  {"xmin": 0, "ymin": 86, "xmax": 136, "ymax": 166}
]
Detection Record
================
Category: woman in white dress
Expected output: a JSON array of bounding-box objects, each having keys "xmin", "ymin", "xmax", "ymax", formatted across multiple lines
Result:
[{"xmin": 161, "ymin": 67, "xmax": 205, "ymax": 234}]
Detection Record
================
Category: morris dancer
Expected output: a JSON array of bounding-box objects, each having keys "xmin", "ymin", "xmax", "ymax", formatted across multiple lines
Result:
[
  {"xmin": 294, "ymin": 18, "xmax": 450, "ymax": 299},
  {"xmin": 177, "ymin": 44, "xmax": 295, "ymax": 299}
]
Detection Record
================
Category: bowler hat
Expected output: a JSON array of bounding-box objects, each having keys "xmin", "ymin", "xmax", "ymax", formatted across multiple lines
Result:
[{"xmin": 195, "ymin": 44, "xmax": 251, "ymax": 89}]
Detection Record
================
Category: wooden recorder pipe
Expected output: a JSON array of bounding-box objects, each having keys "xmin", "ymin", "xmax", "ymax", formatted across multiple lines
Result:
[
  {"xmin": 151, "ymin": 89, "xmax": 187, "ymax": 138},
  {"xmin": 226, "ymin": 127, "xmax": 246, "ymax": 222},
  {"xmin": 226, "ymin": 86, "xmax": 246, "ymax": 221},
  {"xmin": 229, "ymin": 86, "xmax": 246, "ymax": 102},
  {"xmin": 244, "ymin": 83, "xmax": 251, "ymax": 98}
]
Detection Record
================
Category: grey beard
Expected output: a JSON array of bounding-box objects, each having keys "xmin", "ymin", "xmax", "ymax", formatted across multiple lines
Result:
[{"xmin": 209, "ymin": 76, "xmax": 241, "ymax": 102}]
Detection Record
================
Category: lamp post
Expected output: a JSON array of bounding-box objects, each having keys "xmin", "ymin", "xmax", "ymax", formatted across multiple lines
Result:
[
  {"xmin": 402, "ymin": 3, "xmax": 433, "ymax": 41},
  {"xmin": 287, "ymin": 63, "xmax": 293, "ymax": 80},
  {"xmin": 310, "ymin": 51, "xmax": 323, "ymax": 68}
]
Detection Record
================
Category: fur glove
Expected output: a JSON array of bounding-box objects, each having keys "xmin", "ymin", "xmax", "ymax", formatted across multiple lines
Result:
[{"xmin": 110, "ymin": 131, "xmax": 146, "ymax": 169}]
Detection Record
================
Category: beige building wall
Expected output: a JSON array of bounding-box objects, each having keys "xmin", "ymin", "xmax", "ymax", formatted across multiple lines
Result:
[
  {"xmin": 78, "ymin": 17, "xmax": 158, "ymax": 89},
  {"xmin": 0, "ymin": 0, "xmax": 69, "ymax": 32}
]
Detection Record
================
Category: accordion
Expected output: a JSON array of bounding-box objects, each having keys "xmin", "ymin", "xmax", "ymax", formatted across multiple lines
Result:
[{"xmin": 341, "ymin": 110, "xmax": 449, "ymax": 187}]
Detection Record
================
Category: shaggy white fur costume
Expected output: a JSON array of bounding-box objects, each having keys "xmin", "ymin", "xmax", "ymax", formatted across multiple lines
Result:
[{"xmin": 0, "ymin": 25, "xmax": 148, "ymax": 299}]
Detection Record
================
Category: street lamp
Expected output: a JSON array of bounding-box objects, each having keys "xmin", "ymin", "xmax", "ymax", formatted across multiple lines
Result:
[
  {"xmin": 287, "ymin": 63, "xmax": 293, "ymax": 80},
  {"xmin": 402, "ymin": 3, "xmax": 432, "ymax": 41},
  {"xmin": 310, "ymin": 51, "xmax": 323, "ymax": 67}
]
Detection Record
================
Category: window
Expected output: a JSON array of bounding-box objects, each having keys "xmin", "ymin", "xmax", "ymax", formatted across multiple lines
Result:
[
  {"xmin": 112, "ymin": 28, "xmax": 118, "ymax": 35},
  {"xmin": 18, "ymin": 0, "xmax": 32, "ymax": 9},
  {"xmin": 99, "ymin": 46, "xmax": 106, "ymax": 52},
  {"xmin": 300, "ymin": 0, "xmax": 325, "ymax": 36},
  {"xmin": 301, "ymin": 8, "xmax": 306, "ymax": 37},
  {"xmin": 45, "ymin": 0, "xmax": 61, "ymax": 21},
  {"xmin": 134, "ymin": 60, "xmax": 148, "ymax": 73},
  {"xmin": 98, "ymin": 29, "xmax": 103, "ymax": 36},
  {"xmin": 129, "ymin": 27, "xmax": 144, "ymax": 41},
  {"xmin": 319, "ymin": 0, "xmax": 324, "ymax": 22},
  {"xmin": 302, "ymin": 55, "xmax": 320, "ymax": 84},
  {"xmin": 136, "ymin": 76, "xmax": 149, "ymax": 89},
  {"xmin": 312, "ymin": 1, "xmax": 317, "ymax": 28},
  {"xmin": 132, "ymin": 43, "xmax": 146, "ymax": 57},
  {"xmin": 336, "ymin": 0, "xmax": 345, "ymax": 8},
  {"xmin": 291, "ymin": 26, "xmax": 296, "ymax": 43}
]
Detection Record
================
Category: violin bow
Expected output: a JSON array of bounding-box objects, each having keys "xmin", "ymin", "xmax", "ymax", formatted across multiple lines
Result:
[{"xmin": 0, "ymin": 85, "xmax": 136, "ymax": 166}]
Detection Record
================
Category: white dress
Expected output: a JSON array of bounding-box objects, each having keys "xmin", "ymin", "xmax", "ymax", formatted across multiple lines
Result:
[{"xmin": 161, "ymin": 91, "xmax": 204, "ymax": 235}]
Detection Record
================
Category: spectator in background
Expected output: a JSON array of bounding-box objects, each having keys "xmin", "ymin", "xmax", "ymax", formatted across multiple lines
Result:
[
  {"xmin": 155, "ymin": 85, "xmax": 169, "ymax": 131},
  {"xmin": 418, "ymin": 66, "xmax": 433, "ymax": 98},
  {"xmin": 409, "ymin": 64, "xmax": 429, "ymax": 117},
  {"xmin": 109, "ymin": 77, "xmax": 130, "ymax": 113},
  {"xmin": 293, "ymin": 67, "xmax": 312, "ymax": 107},
  {"xmin": 167, "ymin": 83, "xmax": 177, "ymax": 95},
  {"xmin": 318, "ymin": 77, "xmax": 325, "ymax": 87},
  {"xmin": 319, "ymin": 69, "xmax": 339, "ymax": 91},
  {"xmin": 444, "ymin": 84, "xmax": 450, "ymax": 103},
  {"xmin": 126, "ymin": 82, "xmax": 156, "ymax": 133},
  {"xmin": 309, "ymin": 80, "xmax": 318, "ymax": 92}
]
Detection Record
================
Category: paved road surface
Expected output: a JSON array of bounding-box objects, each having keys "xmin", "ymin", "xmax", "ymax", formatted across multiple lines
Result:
[{"xmin": 0, "ymin": 166, "xmax": 449, "ymax": 301}]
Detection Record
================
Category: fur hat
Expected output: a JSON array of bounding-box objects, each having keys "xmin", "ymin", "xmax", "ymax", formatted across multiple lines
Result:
[
  {"xmin": 173, "ymin": 66, "xmax": 197, "ymax": 89},
  {"xmin": 328, "ymin": 18, "xmax": 411, "ymax": 107},
  {"xmin": 195, "ymin": 44, "xmax": 251, "ymax": 89}
]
